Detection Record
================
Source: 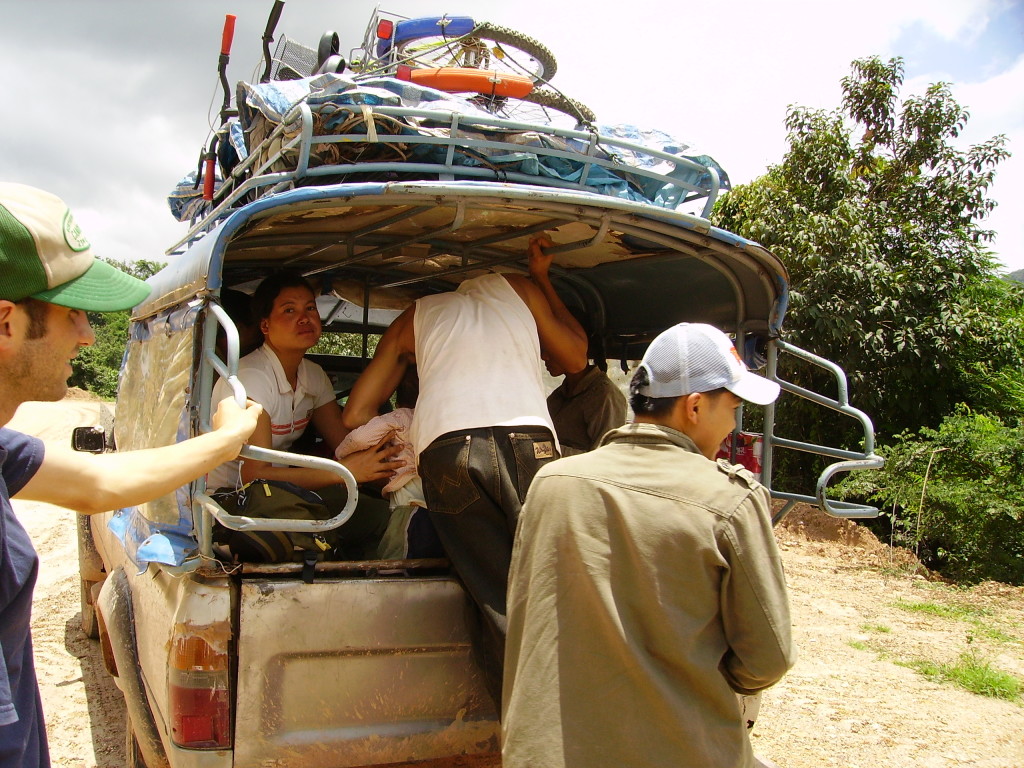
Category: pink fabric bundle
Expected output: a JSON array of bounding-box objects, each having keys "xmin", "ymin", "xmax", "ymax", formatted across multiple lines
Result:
[{"xmin": 335, "ymin": 408, "xmax": 417, "ymax": 494}]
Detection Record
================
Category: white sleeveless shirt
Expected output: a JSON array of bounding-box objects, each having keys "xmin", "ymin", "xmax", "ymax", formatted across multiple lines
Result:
[{"xmin": 410, "ymin": 273, "xmax": 556, "ymax": 456}]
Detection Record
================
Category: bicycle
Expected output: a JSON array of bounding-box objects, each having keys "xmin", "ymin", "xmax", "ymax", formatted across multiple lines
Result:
[
  {"xmin": 355, "ymin": 11, "xmax": 594, "ymax": 126},
  {"xmin": 252, "ymin": 7, "xmax": 597, "ymax": 128},
  {"xmin": 353, "ymin": 11, "xmax": 556, "ymax": 84}
]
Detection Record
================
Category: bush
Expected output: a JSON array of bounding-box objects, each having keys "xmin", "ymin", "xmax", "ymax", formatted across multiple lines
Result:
[
  {"xmin": 68, "ymin": 259, "xmax": 165, "ymax": 399},
  {"xmin": 68, "ymin": 310, "xmax": 129, "ymax": 399},
  {"xmin": 838, "ymin": 408, "xmax": 1024, "ymax": 585}
]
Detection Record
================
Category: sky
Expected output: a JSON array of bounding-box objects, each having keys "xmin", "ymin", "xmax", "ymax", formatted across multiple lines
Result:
[{"xmin": 3, "ymin": 0, "xmax": 1022, "ymax": 272}]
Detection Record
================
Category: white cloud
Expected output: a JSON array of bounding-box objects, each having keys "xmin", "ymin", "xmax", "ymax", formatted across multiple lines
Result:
[
  {"xmin": 953, "ymin": 54, "xmax": 1024, "ymax": 271},
  {"xmin": 909, "ymin": 0, "xmax": 995, "ymax": 39}
]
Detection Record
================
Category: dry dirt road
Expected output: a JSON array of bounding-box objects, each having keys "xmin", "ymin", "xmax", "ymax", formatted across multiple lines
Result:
[{"xmin": 9, "ymin": 396, "xmax": 1024, "ymax": 767}]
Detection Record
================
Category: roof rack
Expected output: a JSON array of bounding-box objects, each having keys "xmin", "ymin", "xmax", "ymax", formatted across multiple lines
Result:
[{"xmin": 171, "ymin": 100, "xmax": 726, "ymax": 254}]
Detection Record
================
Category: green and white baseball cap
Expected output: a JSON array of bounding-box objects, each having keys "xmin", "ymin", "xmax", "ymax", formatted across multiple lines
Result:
[{"xmin": 0, "ymin": 182, "xmax": 151, "ymax": 311}]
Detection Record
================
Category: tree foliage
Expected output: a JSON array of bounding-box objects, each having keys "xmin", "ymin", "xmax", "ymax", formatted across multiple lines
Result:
[
  {"xmin": 69, "ymin": 259, "xmax": 165, "ymax": 398},
  {"xmin": 714, "ymin": 56, "xmax": 1023, "ymax": 442},
  {"xmin": 837, "ymin": 408, "xmax": 1024, "ymax": 585},
  {"xmin": 713, "ymin": 57, "xmax": 1024, "ymax": 584},
  {"xmin": 310, "ymin": 332, "xmax": 380, "ymax": 359}
]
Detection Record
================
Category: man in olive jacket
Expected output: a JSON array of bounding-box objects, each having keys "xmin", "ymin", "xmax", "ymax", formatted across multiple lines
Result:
[{"xmin": 502, "ymin": 323, "xmax": 795, "ymax": 768}]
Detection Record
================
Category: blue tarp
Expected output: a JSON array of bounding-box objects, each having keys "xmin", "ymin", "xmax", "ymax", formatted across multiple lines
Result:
[{"xmin": 169, "ymin": 73, "xmax": 730, "ymax": 222}]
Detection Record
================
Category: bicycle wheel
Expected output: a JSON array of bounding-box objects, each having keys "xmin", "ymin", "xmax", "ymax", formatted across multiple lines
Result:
[
  {"xmin": 521, "ymin": 88, "xmax": 595, "ymax": 124},
  {"xmin": 472, "ymin": 88, "xmax": 596, "ymax": 127},
  {"xmin": 390, "ymin": 20, "xmax": 557, "ymax": 83}
]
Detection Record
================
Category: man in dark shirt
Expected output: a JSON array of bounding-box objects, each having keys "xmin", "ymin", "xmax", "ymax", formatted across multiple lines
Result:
[
  {"xmin": 545, "ymin": 362, "xmax": 627, "ymax": 455},
  {"xmin": 0, "ymin": 429, "xmax": 44, "ymax": 767},
  {"xmin": 0, "ymin": 183, "xmax": 260, "ymax": 768}
]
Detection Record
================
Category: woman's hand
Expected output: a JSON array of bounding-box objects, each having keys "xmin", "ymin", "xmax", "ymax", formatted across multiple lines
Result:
[{"xmin": 338, "ymin": 429, "xmax": 405, "ymax": 484}]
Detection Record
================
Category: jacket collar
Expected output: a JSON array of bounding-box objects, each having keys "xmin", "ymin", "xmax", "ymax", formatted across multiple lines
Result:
[
  {"xmin": 560, "ymin": 365, "xmax": 602, "ymax": 397},
  {"xmin": 599, "ymin": 421, "xmax": 702, "ymax": 456}
]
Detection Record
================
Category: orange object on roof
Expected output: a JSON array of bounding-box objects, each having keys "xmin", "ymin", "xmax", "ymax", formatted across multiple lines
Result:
[{"xmin": 407, "ymin": 67, "xmax": 534, "ymax": 98}]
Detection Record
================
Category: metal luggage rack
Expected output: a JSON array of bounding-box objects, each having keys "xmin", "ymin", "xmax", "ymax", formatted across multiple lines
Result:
[{"xmin": 175, "ymin": 101, "xmax": 724, "ymax": 252}]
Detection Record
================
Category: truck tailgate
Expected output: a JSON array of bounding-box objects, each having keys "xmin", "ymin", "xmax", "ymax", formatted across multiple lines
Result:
[{"xmin": 234, "ymin": 575, "xmax": 499, "ymax": 767}]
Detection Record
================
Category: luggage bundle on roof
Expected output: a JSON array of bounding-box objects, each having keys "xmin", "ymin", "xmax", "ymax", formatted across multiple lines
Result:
[{"xmin": 168, "ymin": 7, "xmax": 730, "ymax": 245}]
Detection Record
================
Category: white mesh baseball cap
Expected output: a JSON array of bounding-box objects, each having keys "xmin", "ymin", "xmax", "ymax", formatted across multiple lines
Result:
[{"xmin": 637, "ymin": 323, "xmax": 781, "ymax": 405}]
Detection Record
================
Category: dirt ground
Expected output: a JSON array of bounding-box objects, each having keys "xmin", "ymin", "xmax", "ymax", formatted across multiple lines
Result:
[{"xmin": 9, "ymin": 396, "xmax": 1024, "ymax": 767}]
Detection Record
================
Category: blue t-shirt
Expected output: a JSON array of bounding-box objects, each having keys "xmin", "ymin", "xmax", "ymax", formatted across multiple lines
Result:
[{"xmin": 0, "ymin": 428, "xmax": 47, "ymax": 768}]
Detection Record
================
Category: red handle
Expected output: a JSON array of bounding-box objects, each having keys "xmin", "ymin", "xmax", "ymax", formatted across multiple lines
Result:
[
  {"xmin": 203, "ymin": 157, "xmax": 216, "ymax": 201},
  {"xmin": 221, "ymin": 14, "xmax": 237, "ymax": 56}
]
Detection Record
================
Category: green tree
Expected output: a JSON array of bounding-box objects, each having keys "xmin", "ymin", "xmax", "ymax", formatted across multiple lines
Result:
[
  {"xmin": 69, "ymin": 259, "xmax": 165, "ymax": 398},
  {"xmin": 309, "ymin": 332, "xmax": 380, "ymax": 358},
  {"xmin": 713, "ymin": 57, "xmax": 1024, "ymax": 583},
  {"xmin": 838, "ymin": 408, "xmax": 1024, "ymax": 585},
  {"xmin": 714, "ymin": 56, "xmax": 1023, "ymax": 452}
]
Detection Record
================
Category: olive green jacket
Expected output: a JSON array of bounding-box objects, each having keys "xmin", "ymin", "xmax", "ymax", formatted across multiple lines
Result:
[{"xmin": 502, "ymin": 423, "xmax": 796, "ymax": 768}]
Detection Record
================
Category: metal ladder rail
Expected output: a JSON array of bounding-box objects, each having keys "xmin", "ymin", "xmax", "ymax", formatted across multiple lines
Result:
[
  {"xmin": 294, "ymin": 104, "xmax": 722, "ymax": 212},
  {"xmin": 762, "ymin": 338, "xmax": 884, "ymax": 524},
  {"xmin": 192, "ymin": 302, "xmax": 360, "ymax": 560}
]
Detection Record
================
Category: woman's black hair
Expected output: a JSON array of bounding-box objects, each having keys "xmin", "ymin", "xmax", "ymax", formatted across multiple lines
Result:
[{"xmin": 250, "ymin": 270, "xmax": 317, "ymax": 322}]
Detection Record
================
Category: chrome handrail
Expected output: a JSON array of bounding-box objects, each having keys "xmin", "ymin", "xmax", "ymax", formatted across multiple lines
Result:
[{"xmin": 764, "ymin": 338, "xmax": 885, "ymax": 522}]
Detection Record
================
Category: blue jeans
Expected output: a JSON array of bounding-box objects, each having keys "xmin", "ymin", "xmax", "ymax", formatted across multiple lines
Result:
[{"xmin": 419, "ymin": 425, "xmax": 558, "ymax": 701}]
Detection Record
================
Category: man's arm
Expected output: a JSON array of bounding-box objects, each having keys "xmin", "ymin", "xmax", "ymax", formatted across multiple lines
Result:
[
  {"xmin": 527, "ymin": 235, "xmax": 588, "ymax": 347},
  {"xmin": 16, "ymin": 398, "xmax": 262, "ymax": 514},
  {"xmin": 507, "ymin": 274, "xmax": 588, "ymax": 376},
  {"xmin": 719, "ymin": 488, "xmax": 797, "ymax": 694},
  {"xmin": 342, "ymin": 305, "xmax": 416, "ymax": 431}
]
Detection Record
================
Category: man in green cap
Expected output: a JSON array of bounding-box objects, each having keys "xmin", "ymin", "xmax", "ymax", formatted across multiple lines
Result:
[{"xmin": 0, "ymin": 183, "xmax": 262, "ymax": 768}]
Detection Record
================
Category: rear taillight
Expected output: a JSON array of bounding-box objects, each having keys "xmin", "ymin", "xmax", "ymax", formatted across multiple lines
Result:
[
  {"xmin": 376, "ymin": 19, "xmax": 394, "ymax": 40},
  {"xmin": 169, "ymin": 633, "xmax": 231, "ymax": 749}
]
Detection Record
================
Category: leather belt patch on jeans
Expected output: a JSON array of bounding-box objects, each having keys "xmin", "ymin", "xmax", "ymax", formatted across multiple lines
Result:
[{"xmin": 532, "ymin": 440, "xmax": 555, "ymax": 460}]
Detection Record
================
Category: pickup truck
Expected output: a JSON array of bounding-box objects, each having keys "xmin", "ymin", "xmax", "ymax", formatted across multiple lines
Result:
[{"xmin": 76, "ymin": 23, "xmax": 882, "ymax": 768}]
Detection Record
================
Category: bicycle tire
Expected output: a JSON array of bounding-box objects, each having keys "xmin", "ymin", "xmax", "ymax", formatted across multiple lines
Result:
[
  {"xmin": 470, "ymin": 23, "xmax": 557, "ymax": 83},
  {"xmin": 392, "ymin": 20, "xmax": 557, "ymax": 83},
  {"xmin": 518, "ymin": 88, "xmax": 595, "ymax": 124},
  {"xmin": 470, "ymin": 87, "xmax": 595, "ymax": 128}
]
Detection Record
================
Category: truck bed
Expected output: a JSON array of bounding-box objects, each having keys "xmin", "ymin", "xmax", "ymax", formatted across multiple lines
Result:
[{"xmin": 232, "ymin": 566, "xmax": 499, "ymax": 767}]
